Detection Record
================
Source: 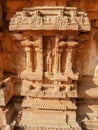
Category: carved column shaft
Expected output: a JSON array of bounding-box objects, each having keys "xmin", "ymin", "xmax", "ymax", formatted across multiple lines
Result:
[
  {"xmin": 54, "ymin": 35, "xmax": 59, "ymax": 75},
  {"xmin": 65, "ymin": 47, "xmax": 73, "ymax": 72},
  {"xmin": 21, "ymin": 39, "xmax": 35, "ymax": 73},
  {"xmin": 25, "ymin": 46, "xmax": 32, "ymax": 71},
  {"xmin": 35, "ymin": 35, "xmax": 43, "ymax": 74},
  {"xmin": 64, "ymin": 41, "xmax": 79, "ymax": 80},
  {"xmin": 65, "ymin": 41, "xmax": 78, "ymax": 73},
  {"xmin": 58, "ymin": 49, "xmax": 63, "ymax": 73}
]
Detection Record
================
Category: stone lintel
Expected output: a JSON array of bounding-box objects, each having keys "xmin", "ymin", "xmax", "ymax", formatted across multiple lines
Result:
[{"xmin": 9, "ymin": 6, "xmax": 91, "ymax": 31}]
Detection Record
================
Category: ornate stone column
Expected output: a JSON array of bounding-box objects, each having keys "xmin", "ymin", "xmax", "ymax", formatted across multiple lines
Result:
[
  {"xmin": 65, "ymin": 41, "xmax": 79, "ymax": 80},
  {"xmin": 25, "ymin": 46, "xmax": 32, "ymax": 71},
  {"xmin": 21, "ymin": 39, "xmax": 33, "ymax": 72},
  {"xmin": 35, "ymin": 35, "xmax": 43, "ymax": 74},
  {"xmin": 53, "ymin": 35, "xmax": 61, "ymax": 92},
  {"xmin": 58, "ymin": 48, "xmax": 63, "ymax": 73},
  {"xmin": 65, "ymin": 47, "xmax": 73, "ymax": 73},
  {"xmin": 54, "ymin": 34, "xmax": 60, "ymax": 75}
]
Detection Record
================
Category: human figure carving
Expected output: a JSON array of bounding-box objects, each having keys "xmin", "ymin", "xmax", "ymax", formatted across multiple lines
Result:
[
  {"xmin": 33, "ymin": 36, "xmax": 43, "ymax": 74},
  {"xmin": 53, "ymin": 40, "xmax": 66, "ymax": 92},
  {"xmin": 55, "ymin": 10, "xmax": 64, "ymax": 29},
  {"xmin": 54, "ymin": 47, "xmax": 62, "ymax": 74},
  {"xmin": 76, "ymin": 12, "xmax": 83, "ymax": 28},
  {"xmin": 53, "ymin": 40, "xmax": 65, "ymax": 75},
  {"xmin": 68, "ymin": 10, "xmax": 76, "ymax": 24},
  {"xmin": 83, "ymin": 13, "xmax": 90, "ymax": 25}
]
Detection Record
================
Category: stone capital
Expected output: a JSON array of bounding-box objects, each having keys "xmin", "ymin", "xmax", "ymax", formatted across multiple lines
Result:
[{"xmin": 66, "ymin": 41, "xmax": 78, "ymax": 47}]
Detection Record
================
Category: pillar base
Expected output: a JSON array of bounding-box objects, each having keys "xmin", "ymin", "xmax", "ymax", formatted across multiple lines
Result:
[{"xmin": 20, "ymin": 70, "xmax": 43, "ymax": 80}]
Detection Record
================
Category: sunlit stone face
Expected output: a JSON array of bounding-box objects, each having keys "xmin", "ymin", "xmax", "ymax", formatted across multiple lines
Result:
[{"xmin": 1, "ymin": 1, "xmax": 98, "ymax": 130}]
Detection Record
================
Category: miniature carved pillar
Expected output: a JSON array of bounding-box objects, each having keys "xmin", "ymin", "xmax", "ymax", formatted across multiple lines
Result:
[
  {"xmin": 54, "ymin": 34, "xmax": 59, "ymax": 75},
  {"xmin": 65, "ymin": 41, "xmax": 79, "ymax": 80},
  {"xmin": 25, "ymin": 46, "xmax": 32, "ymax": 71},
  {"xmin": 54, "ymin": 35, "xmax": 64, "ymax": 92},
  {"xmin": 46, "ymin": 50, "xmax": 52, "ymax": 74},
  {"xmin": 65, "ymin": 47, "xmax": 73, "ymax": 72},
  {"xmin": 35, "ymin": 35, "xmax": 43, "ymax": 74},
  {"xmin": 21, "ymin": 39, "xmax": 33, "ymax": 71},
  {"xmin": 58, "ymin": 48, "xmax": 62, "ymax": 73}
]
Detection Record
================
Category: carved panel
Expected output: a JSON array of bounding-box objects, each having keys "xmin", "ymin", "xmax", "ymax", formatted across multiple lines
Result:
[
  {"xmin": 9, "ymin": 6, "xmax": 91, "ymax": 31},
  {"xmin": 14, "ymin": 32, "xmax": 79, "ymax": 98},
  {"xmin": 3, "ymin": 5, "xmax": 91, "ymax": 130},
  {"xmin": 19, "ymin": 109, "xmax": 80, "ymax": 130}
]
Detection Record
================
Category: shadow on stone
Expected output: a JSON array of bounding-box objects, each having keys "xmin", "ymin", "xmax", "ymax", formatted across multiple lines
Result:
[{"xmin": 13, "ymin": 126, "xmax": 24, "ymax": 130}]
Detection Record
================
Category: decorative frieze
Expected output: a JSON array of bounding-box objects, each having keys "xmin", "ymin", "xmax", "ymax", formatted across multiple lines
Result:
[
  {"xmin": 9, "ymin": 6, "xmax": 91, "ymax": 31},
  {"xmin": 22, "ymin": 97, "xmax": 77, "ymax": 110}
]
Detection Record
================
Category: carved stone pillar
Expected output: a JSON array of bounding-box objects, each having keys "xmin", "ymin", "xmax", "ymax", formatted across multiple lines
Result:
[
  {"xmin": 35, "ymin": 35, "xmax": 43, "ymax": 74},
  {"xmin": 58, "ymin": 48, "xmax": 63, "ymax": 73},
  {"xmin": 21, "ymin": 39, "xmax": 33, "ymax": 72},
  {"xmin": 65, "ymin": 41, "xmax": 79, "ymax": 80},
  {"xmin": 53, "ymin": 35, "xmax": 61, "ymax": 92},
  {"xmin": 20, "ymin": 37, "xmax": 43, "ymax": 80},
  {"xmin": 25, "ymin": 46, "xmax": 32, "ymax": 71},
  {"xmin": 54, "ymin": 34, "xmax": 59, "ymax": 75},
  {"xmin": 65, "ymin": 47, "xmax": 73, "ymax": 72}
]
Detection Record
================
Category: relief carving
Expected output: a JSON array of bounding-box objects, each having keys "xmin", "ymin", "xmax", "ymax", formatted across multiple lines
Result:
[
  {"xmin": 6, "ymin": 5, "xmax": 91, "ymax": 130},
  {"xmin": 64, "ymin": 41, "xmax": 79, "ymax": 80},
  {"xmin": 46, "ymin": 50, "xmax": 52, "ymax": 74},
  {"xmin": 20, "ymin": 34, "xmax": 43, "ymax": 80},
  {"xmin": 19, "ymin": 33, "xmax": 79, "ymax": 93},
  {"xmin": 55, "ymin": 11, "xmax": 68, "ymax": 29},
  {"xmin": 9, "ymin": 7, "xmax": 91, "ymax": 31}
]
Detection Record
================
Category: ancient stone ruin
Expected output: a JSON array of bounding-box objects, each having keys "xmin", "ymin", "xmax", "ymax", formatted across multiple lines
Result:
[{"xmin": 0, "ymin": 0, "xmax": 98, "ymax": 130}]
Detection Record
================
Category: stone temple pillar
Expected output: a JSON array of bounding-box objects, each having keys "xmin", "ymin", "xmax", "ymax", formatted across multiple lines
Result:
[
  {"xmin": 54, "ymin": 34, "xmax": 59, "ymax": 75},
  {"xmin": 65, "ymin": 47, "xmax": 73, "ymax": 73},
  {"xmin": 65, "ymin": 41, "xmax": 79, "ymax": 80},
  {"xmin": 25, "ymin": 46, "xmax": 32, "ymax": 71},
  {"xmin": 35, "ymin": 35, "xmax": 43, "ymax": 74},
  {"xmin": 21, "ymin": 39, "xmax": 34, "ymax": 72}
]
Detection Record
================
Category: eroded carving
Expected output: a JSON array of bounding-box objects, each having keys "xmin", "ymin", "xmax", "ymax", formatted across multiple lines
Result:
[
  {"xmin": 6, "ymin": 5, "xmax": 91, "ymax": 130},
  {"xmin": 46, "ymin": 50, "xmax": 52, "ymax": 74},
  {"xmin": 64, "ymin": 41, "xmax": 79, "ymax": 80},
  {"xmin": 9, "ymin": 7, "xmax": 91, "ymax": 31},
  {"xmin": 20, "ymin": 35, "xmax": 43, "ymax": 80}
]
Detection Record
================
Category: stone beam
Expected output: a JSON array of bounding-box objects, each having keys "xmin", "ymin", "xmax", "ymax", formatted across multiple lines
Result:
[{"xmin": 9, "ymin": 6, "xmax": 91, "ymax": 31}]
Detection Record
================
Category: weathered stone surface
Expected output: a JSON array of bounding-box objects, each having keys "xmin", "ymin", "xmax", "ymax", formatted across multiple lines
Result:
[
  {"xmin": 1, "ymin": 0, "xmax": 98, "ymax": 130},
  {"xmin": 9, "ymin": 6, "xmax": 91, "ymax": 31}
]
